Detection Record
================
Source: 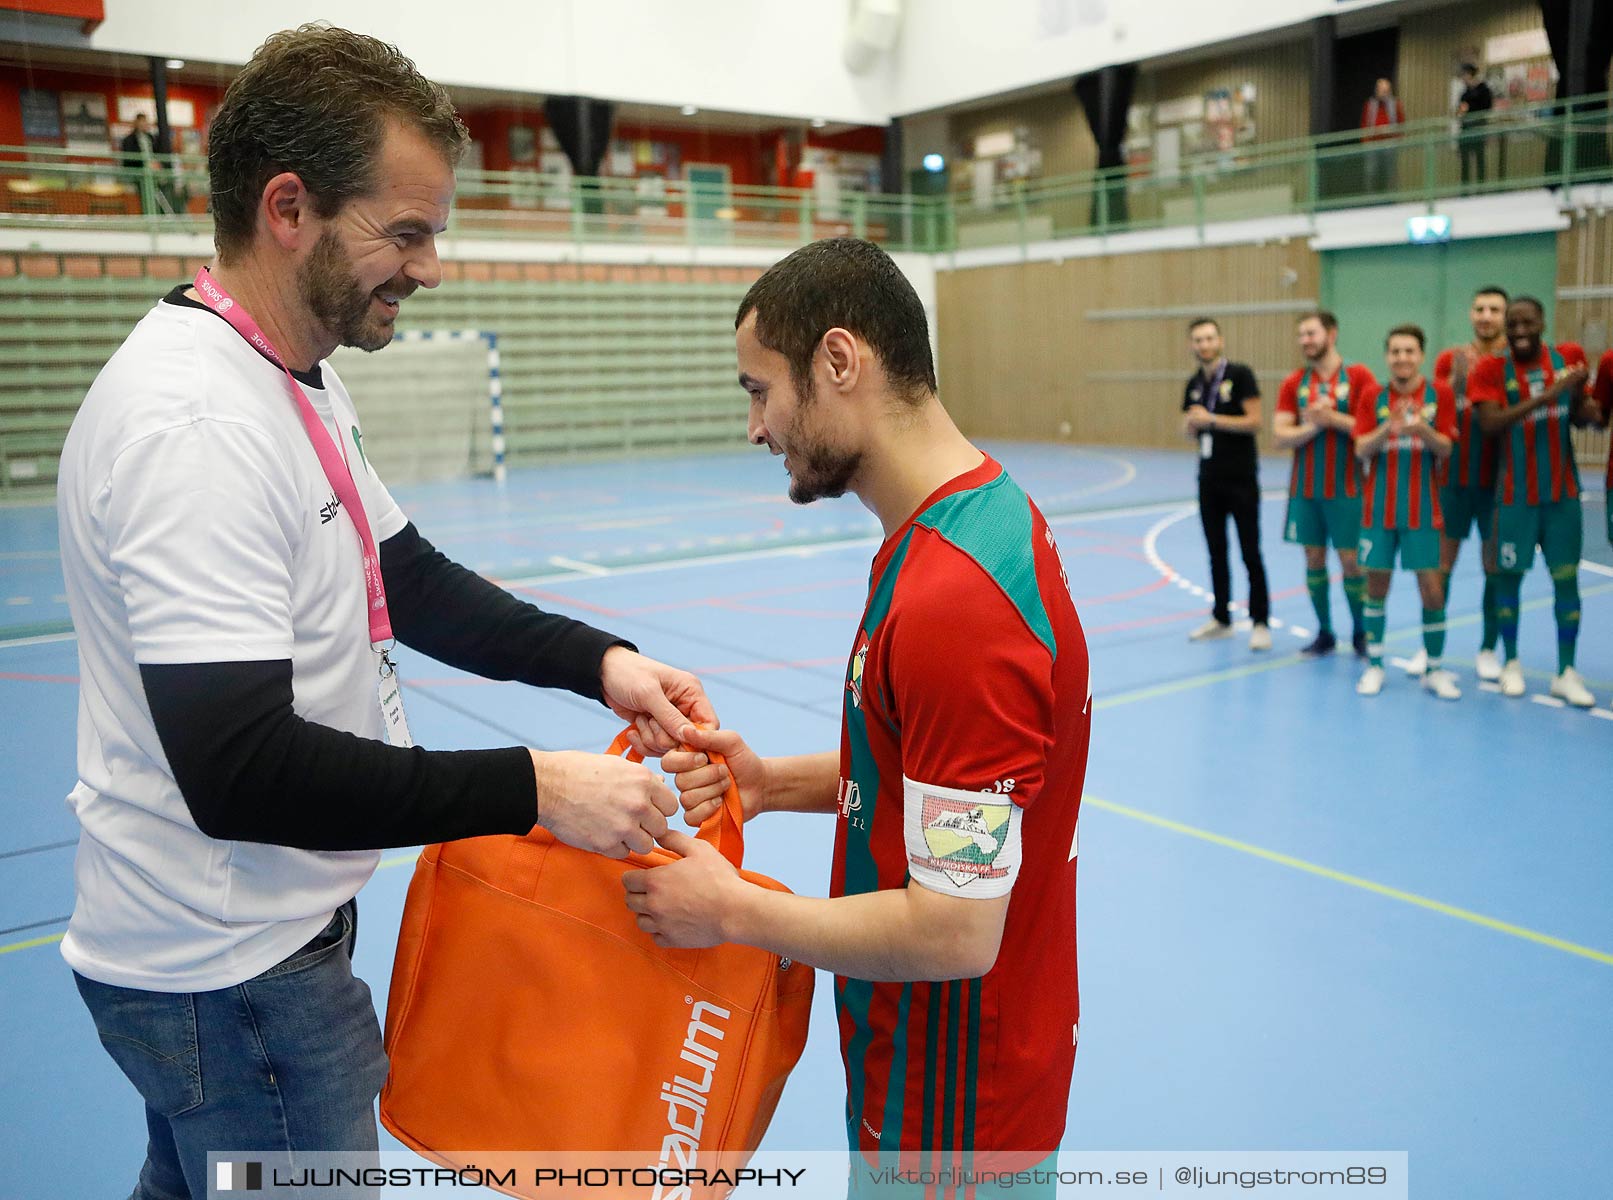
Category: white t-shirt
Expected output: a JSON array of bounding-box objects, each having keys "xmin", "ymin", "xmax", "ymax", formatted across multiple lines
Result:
[{"xmin": 56, "ymin": 295, "xmax": 408, "ymax": 992}]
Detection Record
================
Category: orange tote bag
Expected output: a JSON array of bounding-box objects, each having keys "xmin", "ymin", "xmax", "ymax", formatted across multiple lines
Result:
[{"xmin": 380, "ymin": 732, "xmax": 814, "ymax": 1194}]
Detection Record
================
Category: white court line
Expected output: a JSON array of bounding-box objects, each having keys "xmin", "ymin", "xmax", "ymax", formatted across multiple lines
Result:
[
  {"xmin": 545, "ymin": 555, "xmax": 611, "ymax": 577},
  {"xmin": 1531, "ymin": 694, "xmax": 1566, "ymax": 709},
  {"xmin": 1582, "ymin": 560, "xmax": 1613, "ymax": 578}
]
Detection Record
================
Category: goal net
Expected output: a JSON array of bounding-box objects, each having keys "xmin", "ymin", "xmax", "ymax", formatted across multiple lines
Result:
[{"xmin": 328, "ymin": 330, "xmax": 504, "ymax": 486}]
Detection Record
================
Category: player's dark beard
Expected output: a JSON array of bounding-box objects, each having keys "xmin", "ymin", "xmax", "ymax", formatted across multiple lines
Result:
[
  {"xmin": 784, "ymin": 381, "xmax": 860, "ymax": 505},
  {"xmin": 298, "ymin": 231, "xmax": 396, "ymax": 354}
]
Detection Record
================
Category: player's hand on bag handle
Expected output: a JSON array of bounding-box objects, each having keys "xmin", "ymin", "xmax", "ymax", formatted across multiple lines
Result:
[
  {"xmin": 662, "ymin": 725, "xmax": 770, "ymax": 826},
  {"xmin": 530, "ymin": 749, "xmax": 679, "ymax": 858}
]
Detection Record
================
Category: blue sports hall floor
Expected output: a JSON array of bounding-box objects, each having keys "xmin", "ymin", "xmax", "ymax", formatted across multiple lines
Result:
[{"xmin": 2, "ymin": 443, "xmax": 1608, "ymax": 1199}]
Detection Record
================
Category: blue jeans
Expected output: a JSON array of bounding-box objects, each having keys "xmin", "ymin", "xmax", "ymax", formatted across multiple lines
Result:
[{"xmin": 74, "ymin": 900, "xmax": 389, "ymax": 1200}]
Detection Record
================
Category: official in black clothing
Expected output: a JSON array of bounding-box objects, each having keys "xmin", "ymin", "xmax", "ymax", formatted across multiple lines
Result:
[
  {"xmin": 1456, "ymin": 63, "xmax": 1494, "ymax": 187},
  {"xmin": 1182, "ymin": 317, "xmax": 1271, "ymax": 649}
]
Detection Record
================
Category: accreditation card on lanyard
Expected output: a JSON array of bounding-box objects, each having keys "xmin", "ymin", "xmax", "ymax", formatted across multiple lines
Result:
[
  {"xmin": 192, "ymin": 267, "xmax": 414, "ymax": 748},
  {"xmin": 1197, "ymin": 359, "xmax": 1228, "ymax": 460}
]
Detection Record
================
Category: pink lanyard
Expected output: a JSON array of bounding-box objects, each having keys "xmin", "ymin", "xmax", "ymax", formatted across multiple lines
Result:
[{"xmin": 192, "ymin": 267, "xmax": 393, "ymax": 648}]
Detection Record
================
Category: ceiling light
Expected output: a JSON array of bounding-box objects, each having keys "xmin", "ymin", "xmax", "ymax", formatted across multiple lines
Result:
[
  {"xmin": 811, "ymin": 118, "xmax": 827, "ymax": 128},
  {"xmin": 165, "ymin": 59, "xmax": 185, "ymax": 70},
  {"xmin": 923, "ymin": 153, "xmax": 945, "ymax": 172},
  {"xmin": 680, "ymin": 104, "xmax": 698, "ymax": 116}
]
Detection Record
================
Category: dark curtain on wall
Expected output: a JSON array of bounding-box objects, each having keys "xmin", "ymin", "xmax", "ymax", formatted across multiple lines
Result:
[
  {"xmin": 543, "ymin": 95, "xmax": 616, "ymax": 213},
  {"xmin": 1539, "ymin": 0, "xmax": 1613, "ymax": 176},
  {"xmin": 1074, "ymin": 64, "xmax": 1137, "ymax": 228}
]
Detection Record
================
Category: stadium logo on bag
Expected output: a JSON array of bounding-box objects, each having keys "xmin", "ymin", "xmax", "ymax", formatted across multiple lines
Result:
[{"xmin": 652, "ymin": 1000, "xmax": 732, "ymax": 1200}]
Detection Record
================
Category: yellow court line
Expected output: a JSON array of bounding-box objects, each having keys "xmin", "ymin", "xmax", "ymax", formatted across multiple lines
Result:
[
  {"xmin": 1083, "ymin": 795, "xmax": 1613, "ymax": 967},
  {"xmin": 0, "ymin": 932, "xmax": 64, "ymax": 957}
]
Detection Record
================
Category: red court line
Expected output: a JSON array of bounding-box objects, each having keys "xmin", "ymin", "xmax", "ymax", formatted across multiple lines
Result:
[{"xmin": 691, "ymin": 656, "xmax": 847, "ymax": 676}]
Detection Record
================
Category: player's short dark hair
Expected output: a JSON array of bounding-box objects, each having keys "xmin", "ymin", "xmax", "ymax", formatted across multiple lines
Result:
[
  {"xmin": 1385, "ymin": 323, "xmax": 1426, "ymax": 350},
  {"xmin": 1473, "ymin": 285, "xmax": 1509, "ymax": 304},
  {"xmin": 735, "ymin": 237, "xmax": 937, "ymax": 403},
  {"xmin": 1298, "ymin": 310, "xmax": 1339, "ymax": 334},
  {"xmin": 1461, "ymin": 62, "xmax": 1478, "ymax": 76},
  {"xmin": 208, "ymin": 24, "xmax": 467, "ymax": 263},
  {"xmin": 1187, "ymin": 316, "xmax": 1220, "ymax": 335},
  {"xmin": 1509, "ymin": 295, "xmax": 1545, "ymax": 317}
]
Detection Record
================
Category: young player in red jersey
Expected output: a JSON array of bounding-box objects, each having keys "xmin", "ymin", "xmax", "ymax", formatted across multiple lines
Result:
[
  {"xmin": 1352, "ymin": 325, "xmax": 1458, "ymax": 698},
  {"xmin": 1274, "ymin": 311, "xmax": 1376, "ymax": 657},
  {"xmin": 1594, "ymin": 348, "xmax": 1613, "ymax": 550},
  {"xmin": 624, "ymin": 238, "xmax": 1091, "ymax": 1195},
  {"xmin": 1419, "ymin": 285, "xmax": 1508, "ymax": 682},
  {"xmin": 1468, "ymin": 297, "xmax": 1599, "ymax": 705}
]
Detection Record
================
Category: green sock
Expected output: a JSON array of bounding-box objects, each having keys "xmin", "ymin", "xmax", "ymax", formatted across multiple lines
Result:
[
  {"xmin": 1494, "ymin": 573, "xmax": 1522, "ymax": 659},
  {"xmin": 1364, "ymin": 601, "xmax": 1386, "ymax": 667},
  {"xmin": 1480, "ymin": 574, "xmax": 1500, "ymax": 652},
  {"xmin": 1553, "ymin": 569, "xmax": 1580, "ymax": 672},
  {"xmin": 1306, "ymin": 568, "xmax": 1332, "ymax": 634},
  {"xmin": 1343, "ymin": 574, "xmax": 1366, "ymax": 636},
  {"xmin": 1422, "ymin": 607, "xmax": 1446, "ymax": 667}
]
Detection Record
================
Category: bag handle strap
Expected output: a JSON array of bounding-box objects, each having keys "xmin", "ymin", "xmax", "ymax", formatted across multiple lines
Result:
[{"xmin": 606, "ymin": 728, "xmax": 745, "ymax": 869}]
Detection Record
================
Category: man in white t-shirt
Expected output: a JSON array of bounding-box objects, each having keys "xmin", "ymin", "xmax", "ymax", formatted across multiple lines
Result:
[{"xmin": 58, "ymin": 26, "xmax": 713, "ymax": 1199}]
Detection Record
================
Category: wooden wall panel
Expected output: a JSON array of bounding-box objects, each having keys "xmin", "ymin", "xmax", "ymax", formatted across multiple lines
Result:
[
  {"xmin": 1396, "ymin": 0, "xmax": 1543, "ymax": 125},
  {"xmin": 937, "ymin": 241, "xmax": 1321, "ymax": 452},
  {"xmin": 1140, "ymin": 36, "xmax": 1312, "ymax": 149}
]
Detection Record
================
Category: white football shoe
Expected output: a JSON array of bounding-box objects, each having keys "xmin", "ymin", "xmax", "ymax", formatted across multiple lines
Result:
[
  {"xmin": 1423, "ymin": 668, "xmax": 1461, "ymax": 701},
  {"xmin": 1189, "ymin": 619, "xmax": 1234, "ymax": 642},
  {"xmin": 1356, "ymin": 665, "xmax": 1386, "ymax": 696},
  {"xmin": 1499, "ymin": 659, "xmax": 1526, "ymax": 698},
  {"xmin": 1402, "ymin": 648, "xmax": 1427, "ymax": 677},
  {"xmin": 1550, "ymin": 667, "xmax": 1595, "ymax": 708}
]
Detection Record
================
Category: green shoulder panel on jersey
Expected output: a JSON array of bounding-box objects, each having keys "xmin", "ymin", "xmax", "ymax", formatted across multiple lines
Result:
[
  {"xmin": 840, "ymin": 528, "xmax": 916, "ymax": 1148},
  {"xmin": 912, "ymin": 471, "xmax": 1058, "ymax": 661}
]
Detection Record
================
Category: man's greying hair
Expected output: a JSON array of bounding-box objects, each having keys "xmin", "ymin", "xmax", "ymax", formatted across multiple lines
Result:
[
  {"xmin": 208, "ymin": 24, "xmax": 467, "ymax": 262},
  {"xmin": 736, "ymin": 237, "xmax": 937, "ymax": 401}
]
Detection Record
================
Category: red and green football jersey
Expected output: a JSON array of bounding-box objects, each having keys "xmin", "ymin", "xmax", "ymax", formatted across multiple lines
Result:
[
  {"xmin": 1276, "ymin": 363, "xmax": 1376, "ymax": 500},
  {"xmin": 1432, "ymin": 344, "xmax": 1501, "ymax": 489},
  {"xmin": 835, "ymin": 455, "xmax": 1090, "ymax": 1160},
  {"xmin": 1594, "ymin": 349, "xmax": 1613, "ymax": 491},
  {"xmin": 1355, "ymin": 379, "xmax": 1457, "ymax": 530},
  {"xmin": 1468, "ymin": 343, "xmax": 1588, "ymax": 505}
]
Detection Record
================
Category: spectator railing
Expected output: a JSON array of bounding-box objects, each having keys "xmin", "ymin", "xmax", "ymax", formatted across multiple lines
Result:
[{"xmin": 0, "ymin": 91, "xmax": 1610, "ymax": 252}]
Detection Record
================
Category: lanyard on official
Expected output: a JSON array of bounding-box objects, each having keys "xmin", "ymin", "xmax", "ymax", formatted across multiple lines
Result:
[
  {"xmin": 1201, "ymin": 359, "xmax": 1228, "ymax": 413},
  {"xmin": 191, "ymin": 267, "xmax": 413, "ymax": 747},
  {"xmin": 1196, "ymin": 359, "xmax": 1228, "ymax": 459}
]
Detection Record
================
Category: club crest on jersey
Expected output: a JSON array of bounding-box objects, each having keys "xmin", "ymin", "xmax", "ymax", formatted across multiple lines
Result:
[
  {"xmin": 846, "ymin": 632, "xmax": 870, "ymax": 709},
  {"xmin": 917, "ymin": 792, "xmax": 1012, "ymax": 886}
]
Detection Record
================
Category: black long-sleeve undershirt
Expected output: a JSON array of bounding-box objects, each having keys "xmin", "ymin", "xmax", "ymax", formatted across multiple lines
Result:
[{"xmin": 140, "ymin": 522, "xmax": 633, "ymax": 851}]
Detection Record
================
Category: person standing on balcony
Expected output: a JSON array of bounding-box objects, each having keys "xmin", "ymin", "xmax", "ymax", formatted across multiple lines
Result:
[
  {"xmin": 1456, "ymin": 64, "xmax": 1494, "ymax": 188},
  {"xmin": 1181, "ymin": 317, "xmax": 1271, "ymax": 649},
  {"xmin": 120, "ymin": 112, "xmax": 164, "ymax": 214},
  {"xmin": 1360, "ymin": 78, "xmax": 1405, "ymax": 195}
]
